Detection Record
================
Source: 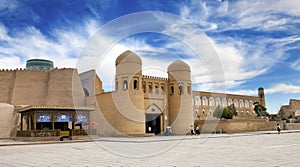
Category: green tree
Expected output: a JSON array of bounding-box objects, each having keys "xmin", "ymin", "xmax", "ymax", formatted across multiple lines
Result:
[
  {"xmin": 213, "ymin": 106, "xmax": 223, "ymax": 118},
  {"xmin": 213, "ymin": 105, "xmax": 237, "ymax": 119},
  {"xmin": 253, "ymin": 102, "xmax": 269, "ymax": 117},
  {"xmin": 227, "ymin": 104, "xmax": 237, "ymax": 117},
  {"xmin": 222, "ymin": 107, "xmax": 231, "ymax": 119}
]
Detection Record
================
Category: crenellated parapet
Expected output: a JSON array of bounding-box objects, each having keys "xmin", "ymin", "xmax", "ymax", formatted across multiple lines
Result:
[
  {"xmin": 142, "ymin": 75, "xmax": 168, "ymax": 81},
  {"xmin": 0, "ymin": 67, "xmax": 74, "ymax": 72}
]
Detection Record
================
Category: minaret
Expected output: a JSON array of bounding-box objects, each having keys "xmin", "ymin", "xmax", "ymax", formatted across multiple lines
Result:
[
  {"xmin": 167, "ymin": 60, "xmax": 193, "ymax": 134},
  {"xmin": 258, "ymin": 87, "xmax": 266, "ymax": 107}
]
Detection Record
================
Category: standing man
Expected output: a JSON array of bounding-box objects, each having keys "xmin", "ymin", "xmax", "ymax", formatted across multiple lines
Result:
[
  {"xmin": 190, "ymin": 125, "xmax": 195, "ymax": 135},
  {"xmin": 276, "ymin": 124, "xmax": 281, "ymax": 134},
  {"xmin": 195, "ymin": 125, "xmax": 200, "ymax": 135}
]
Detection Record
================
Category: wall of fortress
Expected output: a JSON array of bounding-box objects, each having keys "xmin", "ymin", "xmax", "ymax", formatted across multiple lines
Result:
[
  {"xmin": 92, "ymin": 92, "xmax": 145, "ymax": 136},
  {"xmin": 197, "ymin": 119, "xmax": 281, "ymax": 133},
  {"xmin": 0, "ymin": 68, "xmax": 86, "ymax": 107},
  {"xmin": 0, "ymin": 103, "xmax": 19, "ymax": 139},
  {"xmin": 193, "ymin": 91, "xmax": 259, "ymax": 120}
]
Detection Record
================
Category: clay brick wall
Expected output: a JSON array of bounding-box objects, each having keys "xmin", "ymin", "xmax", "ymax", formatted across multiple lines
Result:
[
  {"xmin": 0, "ymin": 68, "xmax": 86, "ymax": 107},
  {"xmin": 197, "ymin": 119, "xmax": 281, "ymax": 133},
  {"xmin": 285, "ymin": 123, "xmax": 300, "ymax": 130},
  {"xmin": 11, "ymin": 70, "xmax": 48, "ymax": 105},
  {"xmin": 0, "ymin": 103, "xmax": 19, "ymax": 138},
  {"xmin": 96, "ymin": 93, "xmax": 145, "ymax": 136},
  {"xmin": 0, "ymin": 70, "xmax": 15, "ymax": 103}
]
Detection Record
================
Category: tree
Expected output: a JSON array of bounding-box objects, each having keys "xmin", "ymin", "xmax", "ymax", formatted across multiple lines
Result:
[
  {"xmin": 213, "ymin": 105, "xmax": 237, "ymax": 119},
  {"xmin": 222, "ymin": 107, "xmax": 231, "ymax": 119},
  {"xmin": 227, "ymin": 104, "xmax": 237, "ymax": 117},
  {"xmin": 253, "ymin": 102, "xmax": 269, "ymax": 117},
  {"xmin": 213, "ymin": 106, "xmax": 223, "ymax": 119}
]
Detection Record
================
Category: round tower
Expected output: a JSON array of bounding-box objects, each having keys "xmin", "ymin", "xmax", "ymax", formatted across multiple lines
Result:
[
  {"xmin": 113, "ymin": 50, "xmax": 145, "ymax": 123},
  {"xmin": 26, "ymin": 59, "xmax": 53, "ymax": 71},
  {"xmin": 258, "ymin": 87, "xmax": 266, "ymax": 107},
  {"xmin": 167, "ymin": 60, "xmax": 193, "ymax": 134}
]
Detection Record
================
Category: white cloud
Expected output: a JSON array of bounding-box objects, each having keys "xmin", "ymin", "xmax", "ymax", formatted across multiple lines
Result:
[
  {"xmin": 0, "ymin": 56, "xmax": 23, "ymax": 69},
  {"xmin": 177, "ymin": 0, "xmax": 299, "ymax": 32},
  {"xmin": 291, "ymin": 59, "xmax": 300, "ymax": 71},
  {"xmin": 0, "ymin": 19, "xmax": 101, "ymax": 70},
  {"xmin": 226, "ymin": 83, "xmax": 300, "ymax": 97},
  {"xmin": 266, "ymin": 83, "xmax": 300, "ymax": 94}
]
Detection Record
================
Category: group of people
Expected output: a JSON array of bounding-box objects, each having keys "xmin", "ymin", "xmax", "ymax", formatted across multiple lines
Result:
[{"xmin": 190, "ymin": 125, "xmax": 200, "ymax": 135}]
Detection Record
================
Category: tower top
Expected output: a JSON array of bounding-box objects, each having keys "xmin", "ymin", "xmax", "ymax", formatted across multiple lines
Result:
[
  {"xmin": 258, "ymin": 87, "xmax": 264, "ymax": 91},
  {"xmin": 115, "ymin": 50, "xmax": 142, "ymax": 66},
  {"xmin": 26, "ymin": 59, "xmax": 53, "ymax": 71},
  {"xmin": 167, "ymin": 59, "xmax": 190, "ymax": 72}
]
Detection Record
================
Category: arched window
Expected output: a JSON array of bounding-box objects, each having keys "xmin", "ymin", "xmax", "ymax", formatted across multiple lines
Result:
[
  {"xmin": 133, "ymin": 80, "xmax": 138, "ymax": 90},
  {"xmin": 179, "ymin": 85, "xmax": 183, "ymax": 95},
  {"xmin": 239, "ymin": 99, "xmax": 244, "ymax": 108},
  {"xmin": 216, "ymin": 97, "xmax": 221, "ymax": 107},
  {"xmin": 149, "ymin": 84, "xmax": 152, "ymax": 93},
  {"xmin": 155, "ymin": 84, "xmax": 159, "ymax": 94},
  {"xmin": 245, "ymin": 100, "xmax": 249, "ymax": 108},
  {"xmin": 202, "ymin": 97, "xmax": 208, "ymax": 106},
  {"xmin": 234, "ymin": 99, "xmax": 238, "ymax": 107},
  {"xmin": 187, "ymin": 85, "xmax": 191, "ymax": 94},
  {"xmin": 250, "ymin": 100, "xmax": 254, "ymax": 109},
  {"xmin": 228, "ymin": 98, "xmax": 233, "ymax": 105},
  {"xmin": 123, "ymin": 80, "xmax": 128, "ymax": 90},
  {"xmin": 170, "ymin": 86, "xmax": 174, "ymax": 95},
  {"xmin": 209, "ymin": 97, "xmax": 215, "ymax": 106},
  {"xmin": 194, "ymin": 96, "xmax": 200, "ymax": 106},
  {"xmin": 161, "ymin": 86, "xmax": 165, "ymax": 94},
  {"xmin": 222, "ymin": 98, "xmax": 227, "ymax": 107}
]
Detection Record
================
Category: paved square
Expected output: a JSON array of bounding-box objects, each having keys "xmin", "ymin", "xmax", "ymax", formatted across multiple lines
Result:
[{"xmin": 0, "ymin": 132, "xmax": 299, "ymax": 166}]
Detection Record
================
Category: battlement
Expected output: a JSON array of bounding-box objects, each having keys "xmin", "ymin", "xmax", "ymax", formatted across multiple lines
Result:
[
  {"xmin": 0, "ymin": 67, "xmax": 74, "ymax": 72},
  {"xmin": 142, "ymin": 75, "xmax": 168, "ymax": 81},
  {"xmin": 0, "ymin": 67, "xmax": 85, "ymax": 106}
]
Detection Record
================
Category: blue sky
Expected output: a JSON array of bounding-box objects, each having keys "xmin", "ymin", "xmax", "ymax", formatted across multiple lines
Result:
[{"xmin": 0, "ymin": 0, "xmax": 300, "ymax": 114}]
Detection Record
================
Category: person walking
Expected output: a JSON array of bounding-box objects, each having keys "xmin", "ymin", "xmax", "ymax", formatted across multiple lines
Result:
[
  {"xmin": 190, "ymin": 125, "xmax": 195, "ymax": 135},
  {"xmin": 195, "ymin": 125, "xmax": 200, "ymax": 135},
  {"xmin": 276, "ymin": 124, "xmax": 281, "ymax": 134}
]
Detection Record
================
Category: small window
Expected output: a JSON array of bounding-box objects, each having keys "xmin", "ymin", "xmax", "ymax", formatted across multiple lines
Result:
[
  {"xmin": 170, "ymin": 86, "xmax": 174, "ymax": 95},
  {"xmin": 115, "ymin": 80, "xmax": 118, "ymax": 90},
  {"xmin": 187, "ymin": 85, "xmax": 191, "ymax": 94},
  {"xmin": 161, "ymin": 86, "xmax": 164, "ymax": 94},
  {"xmin": 123, "ymin": 80, "xmax": 128, "ymax": 90},
  {"xmin": 155, "ymin": 85, "xmax": 159, "ymax": 94},
  {"xmin": 134, "ymin": 80, "xmax": 138, "ymax": 90},
  {"xmin": 179, "ymin": 85, "xmax": 183, "ymax": 95},
  {"xmin": 149, "ymin": 84, "xmax": 152, "ymax": 94}
]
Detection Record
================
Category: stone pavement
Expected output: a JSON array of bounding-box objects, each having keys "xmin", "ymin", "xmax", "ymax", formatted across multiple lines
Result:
[{"xmin": 0, "ymin": 130, "xmax": 300, "ymax": 166}]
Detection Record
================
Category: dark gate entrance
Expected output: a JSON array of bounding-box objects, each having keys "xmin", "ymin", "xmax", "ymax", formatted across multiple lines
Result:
[{"xmin": 146, "ymin": 114, "xmax": 161, "ymax": 135}]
